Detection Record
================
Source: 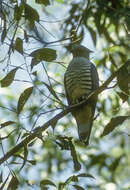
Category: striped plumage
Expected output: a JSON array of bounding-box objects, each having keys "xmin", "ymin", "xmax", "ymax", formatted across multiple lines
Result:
[{"xmin": 64, "ymin": 45, "xmax": 99, "ymax": 145}]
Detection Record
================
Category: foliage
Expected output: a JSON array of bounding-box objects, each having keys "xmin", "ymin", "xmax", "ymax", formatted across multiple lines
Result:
[{"xmin": 0, "ymin": 0, "xmax": 130, "ymax": 189}]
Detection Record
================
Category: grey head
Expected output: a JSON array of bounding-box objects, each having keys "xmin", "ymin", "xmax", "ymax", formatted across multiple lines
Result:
[{"xmin": 70, "ymin": 45, "xmax": 93, "ymax": 59}]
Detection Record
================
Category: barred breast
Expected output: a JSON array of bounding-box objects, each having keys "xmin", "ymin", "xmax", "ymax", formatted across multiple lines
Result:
[{"xmin": 65, "ymin": 62, "xmax": 92, "ymax": 103}]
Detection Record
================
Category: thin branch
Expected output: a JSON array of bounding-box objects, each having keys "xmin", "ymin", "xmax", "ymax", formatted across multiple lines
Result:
[
  {"xmin": 0, "ymin": 62, "xmax": 127, "ymax": 164},
  {"xmin": 31, "ymin": 108, "xmax": 61, "ymax": 130},
  {"xmin": 75, "ymin": 0, "xmax": 90, "ymax": 33},
  {"xmin": 8, "ymin": 22, "xmax": 19, "ymax": 55},
  {"xmin": 0, "ymin": 105, "xmax": 16, "ymax": 113},
  {"xmin": 42, "ymin": 62, "xmax": 52, "ymax": 86},
  {"xmin": 40, "ymin": 17, "xmax": 69, "ymax": 23},
  {"xmin": 14, "ymin": 79, "xmax": 32, "ymax": 83},
  {"xmin": 53, "ymin": 61, "xmax": 67, "ymax": 68},
  {"xmin": 27, "ymin": 34, "xmax": 73, "ymax": 48},
  {"xmin": 38, "ymin": 22, "xmax": 56, "ymax": 39}
]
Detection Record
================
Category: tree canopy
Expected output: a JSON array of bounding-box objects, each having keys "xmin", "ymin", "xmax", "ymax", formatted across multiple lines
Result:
[{"xmin": 0, "ymin": 0, "xmax": 130, "ymax": 189}]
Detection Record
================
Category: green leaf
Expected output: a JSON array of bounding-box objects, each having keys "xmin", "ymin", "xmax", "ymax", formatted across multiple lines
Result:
[
  {"xmin": 15, "ymin": 37, "xmax": 23, "ymax": 54},
  {"xmin": 65, "ymin": 176, "xmax": 78, "ymax": 184},
  {"xmin": 0, "ymin": 172, "xmax": 2, "ymax": 183},
  {"xmin": 1, "ymin": 27, "xmax": 7, "ymax": 43},
  {"xmin": 30, "ymin": 48, "xmax": 57, "ymax": 62},
  {"xmin": 0, "ymin": 175, "xmax": 9, "ymax": 189},
  {"xmin": 109, "ymin": 156, "xmax": 122, "ymax": 171},
  {"xmin": 94, "ymin": 11, "xmax": 102, "ymax": 34},
  {"xmin": 0, "ymin": 121, "xmax": 16, "ymax": 129},
  {"xmin": 40, "ymin": 179, "xmax": 56, "ymax": 187},
  {"xmin": 14, "ymin": 4, "xmax": 24, "ymax": 21},
  {"xmin": 24, "ymin": 4, "xmax": 39, "ymax": 29},
  {"xmin": 35, "ymin": 0, "xmax": 50, "ymax": 6},
  {"xmin": 31, "ymin": 58, "xmax": 39, "ymax": 70},
  {"xmin": 125, "ymin": 15, "xmax": 130, "ymax": 31},
  {"xmin": 50, "ymin": 120, "xmax": 57, "ymax": 130},
  {"xmin": 24, "ymin": 30, "xmax": 29, "ymax": 43},
  {"xmin": 19, "ymin": 146, "xmax": 28, "ymax": 171},
  {"xmin": 103, "ymin": 27, "xmax": 115, "ymax": 44},
  {"xmin": 28, "ymin": 160, "xmax": 36, "ymax": 165},
  {"xmin": 69, "ymin": 141, "xmax": 81, "ymax": 171},
  {"xmin": 24, "ymin": 4, "xmax": 39, "ymax": 22},
  {"xmin": 117, "ymin": 60, "xmax": 130, "ymax": 94},
  {"xmin": 56, "ymin": 136, "xmax": 70, "ymax": 150},
  {"xmin": 109, "ymin": 54, "xmax": 117, "ymax": 68},
  {"xmin": 0, "ymin": 68, "xmax": 18, "ymax": 87},
  {"xmin": 102, "ymin": 116, "xmax": 130, "ymax": 136},
  {"xmin": 63, "ymin": 175, "xmax": 78, "ymax": 187},
  {"xmin": 73, "ymin": 185, "xmax": 85, "ymax": 190},
  {"xmin": 89, "ymin": 153, "xmax": 108, "ymax": 166},
  {"xmin": 7, "ymin": 176, "xmax": 19, "ymax": 190},
  {"xmin": 17, "ymin": 87, "xmax": 33, "ymax": 114},
  {"xmin": 1, "ymin": 12, "xmax": 6, "ymax": 43},
  {"xmin": 58, "ymin": 183, "xmax": 64, "ymax": 190},
  {"xmin": 77, "ymin": 173, "xmax": 95, "ymax": 179},
  {"xmin": 117, "ymin": 91, "xmax": 129, "ymax": 103},
  {"xmin": 32, "ymin": 71, "xmax": 37, "ymax": 76}
]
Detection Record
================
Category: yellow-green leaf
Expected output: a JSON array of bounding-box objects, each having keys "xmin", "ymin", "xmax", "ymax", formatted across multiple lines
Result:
[{"xmin": 56, "ymin": 0, "xmax": 63, "ymax": 3}]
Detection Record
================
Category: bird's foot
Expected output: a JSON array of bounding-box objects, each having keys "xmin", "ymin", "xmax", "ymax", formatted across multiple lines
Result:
[{"xmin": 73, "ymin": 94, "xmax": 88, "ymax": 104}]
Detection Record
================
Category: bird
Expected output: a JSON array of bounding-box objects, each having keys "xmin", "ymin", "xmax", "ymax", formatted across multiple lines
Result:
[{"xmin": 64, "ymin": 44, "xmax": 99, "ymax": 145}]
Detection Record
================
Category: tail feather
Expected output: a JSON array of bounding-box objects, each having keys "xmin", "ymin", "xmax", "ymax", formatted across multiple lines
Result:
[
  {"xmin": 78, "ymin": 123, "xmax": 92, "ymax": 146},
  {"xmin": 74, "ymin": 105, "xmax": 93, "ymax": 145}
]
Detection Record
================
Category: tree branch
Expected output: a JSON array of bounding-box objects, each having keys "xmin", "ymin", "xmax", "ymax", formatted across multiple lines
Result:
[{"xmin": 0, "ymin": 62, "xmax": 126, "ymax": 164}]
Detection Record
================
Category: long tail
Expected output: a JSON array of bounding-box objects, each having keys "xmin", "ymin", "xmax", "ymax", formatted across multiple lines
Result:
[{"xmin": 74, "ymin": 105, "xmax": 93, "ymax": 145}]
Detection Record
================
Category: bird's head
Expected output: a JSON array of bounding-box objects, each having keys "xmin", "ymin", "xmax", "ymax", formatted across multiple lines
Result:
[{"xmin": 70, "ymin": 45, "xmax": 93, "ymax": 59}]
